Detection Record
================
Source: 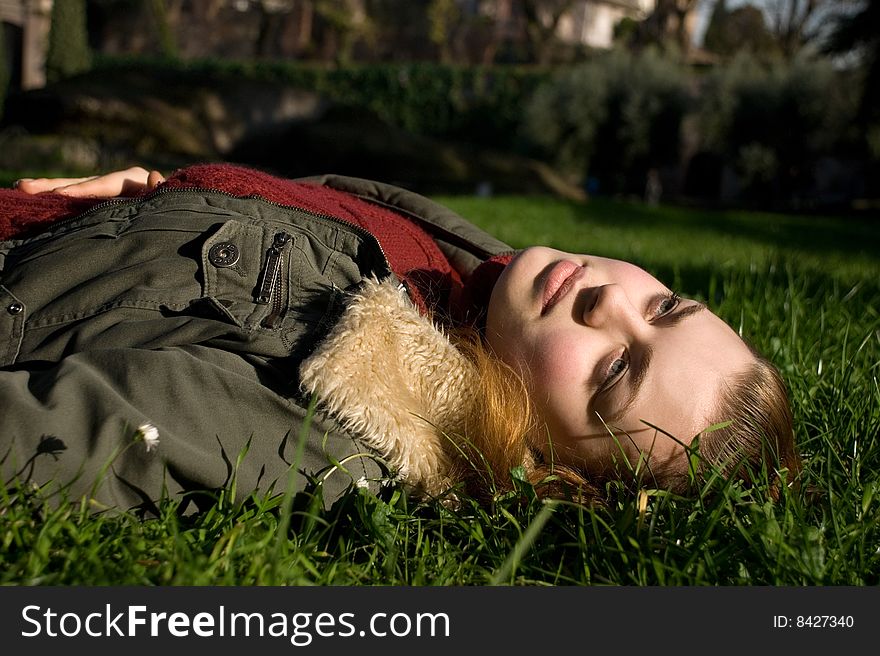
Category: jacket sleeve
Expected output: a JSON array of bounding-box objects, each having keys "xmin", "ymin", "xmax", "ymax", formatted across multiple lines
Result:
[{"xmin": 0, "ymin": 346, "xmax": 384, "ymax": 512}]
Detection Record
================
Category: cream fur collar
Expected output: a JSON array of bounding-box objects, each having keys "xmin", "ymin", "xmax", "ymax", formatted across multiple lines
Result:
[{"xmin": 299, "ymin": 278, "xmax": 476, "ymax": 497}]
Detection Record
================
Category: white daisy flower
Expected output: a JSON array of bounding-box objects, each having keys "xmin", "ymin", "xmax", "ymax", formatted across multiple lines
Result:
[{"xmin": 136, "ymin": 423, "xmax": 160, "ymax": 453}]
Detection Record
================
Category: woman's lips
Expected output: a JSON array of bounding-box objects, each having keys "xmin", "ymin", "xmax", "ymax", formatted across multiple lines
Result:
[{"xmin": 541, "ymin": 260, "xmax": 584, "ymax": 315}]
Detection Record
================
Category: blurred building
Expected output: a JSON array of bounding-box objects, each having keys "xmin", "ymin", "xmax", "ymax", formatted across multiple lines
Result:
[
  {"xmin": 476, "ymin": 0, "xmax": 658, "ymax": 54},
  {"xmin": 0, "ymin": 0, "xmax": 52, "ymax": 90},
  {"xmin": 550, "ymin": 1, "xmax": 656, "ymax": 50}
]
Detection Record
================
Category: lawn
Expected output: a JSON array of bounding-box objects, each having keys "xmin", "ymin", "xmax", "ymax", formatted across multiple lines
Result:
[{"xmin": 2, "ymin": 195, "xmax": 878, "ymax": 585}]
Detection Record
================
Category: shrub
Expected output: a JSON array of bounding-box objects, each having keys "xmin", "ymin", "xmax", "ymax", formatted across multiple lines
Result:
[
  {"xmin": 93, "ymin": 56, "xmax": 547, "ymax": 150},
  {"xmin": 698, "ymin": 52, "xmax": 859, "ymax": 203},
  {"xmin": 523, "ymin": 48, "xmax": 691, "ymax": 195}
]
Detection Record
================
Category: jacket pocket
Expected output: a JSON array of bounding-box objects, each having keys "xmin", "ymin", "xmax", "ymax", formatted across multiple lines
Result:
[
  {"xmin": 201, "ymin": 221, "xmax": 278, "ymax": 330},
  {"xmin": 200, "ymin": 220, "xmax": 347, "ymax": 360}
]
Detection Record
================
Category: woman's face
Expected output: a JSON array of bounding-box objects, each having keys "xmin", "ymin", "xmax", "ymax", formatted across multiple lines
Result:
[{"xmin": 486, "ymin": 247, "xmax": 755, "ymax": 478}]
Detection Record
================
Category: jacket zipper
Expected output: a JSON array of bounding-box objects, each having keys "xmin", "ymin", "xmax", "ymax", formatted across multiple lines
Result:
[{"xmin": 256, "ymin": 231, "xmax": 291, "ymax": 328}]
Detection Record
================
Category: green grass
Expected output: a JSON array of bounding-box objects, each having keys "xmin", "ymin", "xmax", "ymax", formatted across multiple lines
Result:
[{"xmin": 2, "ymin": 196, "xmax": 878, "ymax": 585}]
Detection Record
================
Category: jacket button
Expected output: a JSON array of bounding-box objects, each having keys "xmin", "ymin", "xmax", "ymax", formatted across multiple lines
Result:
[
  {"xmin": 7, "ymin": 302, "xmax": 24, "ymax": 315},
  {"xmin": 208, "ymin": 242, "xmax": 240, "ymax": 268}
]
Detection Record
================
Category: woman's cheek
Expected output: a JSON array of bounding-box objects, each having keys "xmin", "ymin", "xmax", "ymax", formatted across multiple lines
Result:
[{"xmin": 531, "ymin": 338, "xmax": 584, "ymax": 397}]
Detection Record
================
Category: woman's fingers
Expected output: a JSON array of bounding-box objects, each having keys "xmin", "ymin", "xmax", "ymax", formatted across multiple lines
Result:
[
  {"xmin": 14, "ymin": 167, "xmax": 163, "ymax": 198},
  {"xmin": 147, "ymin": 170, "xmax": 166, "ymax": 190},
  {"xmin": 15, "ymin": 177, "xmax": 98, "ymax": 194}
]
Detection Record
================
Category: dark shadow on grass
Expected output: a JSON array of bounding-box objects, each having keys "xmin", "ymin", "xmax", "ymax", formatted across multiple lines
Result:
[{"xmin": 572, "ymin": 198, "xmax": 880, "ymax": 262}]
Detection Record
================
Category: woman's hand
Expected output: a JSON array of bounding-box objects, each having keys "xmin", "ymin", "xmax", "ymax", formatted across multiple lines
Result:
[{"xmin": 14, "ymin": 167, "xmax": 166, "ymax": 198}]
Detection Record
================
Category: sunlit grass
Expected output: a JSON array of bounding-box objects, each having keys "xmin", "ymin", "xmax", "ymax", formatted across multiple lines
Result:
[{"xmin": 2, "ymin": 195, "xmax": 878, "ymax": 585}]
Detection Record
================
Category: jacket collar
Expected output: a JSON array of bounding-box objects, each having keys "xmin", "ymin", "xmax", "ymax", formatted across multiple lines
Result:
[{"xmin": 299, "ymin": 277, "xmax": 477, "ymax": 497}]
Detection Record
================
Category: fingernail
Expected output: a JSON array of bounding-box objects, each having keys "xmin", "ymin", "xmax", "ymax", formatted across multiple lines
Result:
[{"xmin": 13, "ymin": 178, "xmax": 33, "ymax": 188}]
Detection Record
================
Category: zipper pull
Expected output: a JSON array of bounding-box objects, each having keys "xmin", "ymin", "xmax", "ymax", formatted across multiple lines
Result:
[{"xmin": 255, "ymin": 231, "xmax": 291, "ymax": 305}]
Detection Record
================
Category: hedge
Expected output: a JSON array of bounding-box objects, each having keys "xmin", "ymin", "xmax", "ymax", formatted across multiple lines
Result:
[{"xmin": 92, "ymin": 55, "xmax": 549, "ymax": 149}]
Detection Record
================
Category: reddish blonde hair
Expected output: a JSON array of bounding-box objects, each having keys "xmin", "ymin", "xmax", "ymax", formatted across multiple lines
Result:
[
  {"xmin": 660, "ymin": 354, "xmax": 802, "ymax": 499},
  {"xmin": 446, "ymin": 330, "xmax": 596, "ymax": 504}
]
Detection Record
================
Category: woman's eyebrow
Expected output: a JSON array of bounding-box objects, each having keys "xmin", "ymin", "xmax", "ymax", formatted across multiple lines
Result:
[
  {"xmin": 663, "ymin": 301, "xmax": 707, "ymax": 327},
  {"xmin": 601, "ymin": 302, "xmax": 707, "ymax": 425}
]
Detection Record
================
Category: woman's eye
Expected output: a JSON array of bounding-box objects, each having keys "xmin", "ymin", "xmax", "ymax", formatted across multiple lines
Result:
[
  {"xmin": 605, "ymin": 357, "xmax": 627, "ymax": 387},
  {"xmin": 654, "ymin": 292, "xmax": 680, "ymax": 318}
]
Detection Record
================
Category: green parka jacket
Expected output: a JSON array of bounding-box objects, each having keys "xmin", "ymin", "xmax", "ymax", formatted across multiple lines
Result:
[{"xmin": 0, "ymin": 174, "xmax": 512, "ymax": 512}]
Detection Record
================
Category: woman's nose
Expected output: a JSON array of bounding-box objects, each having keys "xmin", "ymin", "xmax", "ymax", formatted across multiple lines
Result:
[{"xmin": 583, "ymin": 284, "xmax": 643, "ymax": 331}]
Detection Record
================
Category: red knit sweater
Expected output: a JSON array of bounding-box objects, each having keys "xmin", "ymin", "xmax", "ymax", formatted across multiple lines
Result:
[{"xmin": 0, "ymin": 164, "xmax": 511, "ymax": 323}]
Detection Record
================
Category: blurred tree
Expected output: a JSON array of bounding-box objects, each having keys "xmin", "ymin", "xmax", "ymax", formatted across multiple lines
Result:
[
  {"xmin": 150, "ymin": 0, "xmax": 179, "ymax": 58},
  {"xmin": 457, "ymin": 1, "xmax": 505, "ymax": 65},
  {"xmin": 522, "ymin": 0, "xmax": 577, "ymax": 64},
  {"xmin": 703, "ymin": 0, "xmax": 777, "ymax": 58},
  {"xmin": 525, "ymin": 48, "xmax": 690, "ymax": 194},
  {"xmin": 699, "ymin": 52, "xmax": 856, "ymax": 204},
  {"xmin": 640, "ymin": 0, "xmax": 702, "ymax": 55},
  {"xmin": 824, "ymin": 0, "xmax": 880, "ymax": 159},
  {"xmin": 613, "ymin": 16, "xmax": 640, "ymax": 46},
  {"xmin": 46, "ymin": 0, "xmax": 93, "ymax": 83},
  {"xmin": 340, "ymin": 0, "xmax": 434, "ymax": 61},
  {"xmin": 428, "ymin": 0, "xmax": 461, "ymax": 63},
  {"xmin": 316, "ymin": 0, "xmax": 374, "ymax": 64},
  {"xmin": 765, "ymin": 0, "xmax": 852, "ymax": 58},
  {"xmin": 294, "ymin": 0, "xmax": 316, "ymax": 57},
  {"xmin": 0, "ymin": 24, "xmax": 7, "ymax": 118},
  {"xmin": 253, "ymin": 0, "xmax": 297, "ymax": 58}
]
